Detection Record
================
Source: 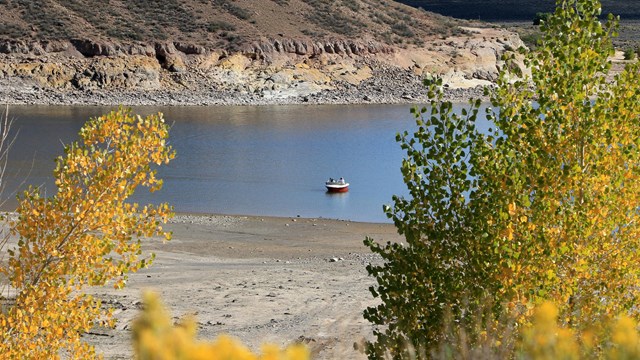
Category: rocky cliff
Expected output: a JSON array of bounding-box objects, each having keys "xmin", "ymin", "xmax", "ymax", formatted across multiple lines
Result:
[
  {"xmin": 0, "ymin": 0, "xmax": 530, "ymax": 105},
  {"xmin": 0, "ymin": 24, "xmax": 523, "ymax": 105}
]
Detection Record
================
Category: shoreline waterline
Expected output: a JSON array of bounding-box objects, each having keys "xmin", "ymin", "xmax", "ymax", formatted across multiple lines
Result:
[
  {"xmin": 170, "ymin": 211, "xmax": 393, "ymax": 226},
  {"xmin": 0, "ymin": 86, "xmax": 488, "ymax": 108}
]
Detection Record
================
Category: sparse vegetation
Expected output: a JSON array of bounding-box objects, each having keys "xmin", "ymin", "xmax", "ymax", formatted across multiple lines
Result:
[
  {"xmin": 0, "ymin": 23, "xmax": 27, "ymax": 38},
  {"xmin": 0, "ymin": 0, "xmax": 463, "ymax": 50},
  {"xmin": 341, "ymin": 0, "xmax": 360, "ymax": 12},
  {"xmin": 301, "ymin": 0, "xmax": 367, "ymax": 36},
  {"xmin": 214, "ymin": 0, "xmax": 253, "ymax": 20},
  {"xmin": 519, "ymin": 31, "xmax": 542, "ymax": 48},
  {"xmin": 301, "ymin": 28, "xmax": 326, "ymax": 37}
]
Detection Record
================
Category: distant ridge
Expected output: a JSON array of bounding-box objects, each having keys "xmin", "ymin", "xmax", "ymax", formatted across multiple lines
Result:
[{"xmin": 396, "ymin": 1, "xmax": 640, "ymax": 21}]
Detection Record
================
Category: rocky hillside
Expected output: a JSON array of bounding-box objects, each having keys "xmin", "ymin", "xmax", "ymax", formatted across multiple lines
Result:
[{"xmin": 0, "ymin": 0, "xmax": 524, "ymax": 105}]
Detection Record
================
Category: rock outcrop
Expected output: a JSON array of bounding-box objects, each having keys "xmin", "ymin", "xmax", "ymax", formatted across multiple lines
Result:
[
  {"xmin": 71, "ymin": 56, "xmax": 161, "ymax": 90},
  {"xmin": 0, "ymin": 27, "xmax": 525, "ymax": 105},
  {"xmin": 242, "ymin": 39, "xmax": 395, "ymax": 59}
]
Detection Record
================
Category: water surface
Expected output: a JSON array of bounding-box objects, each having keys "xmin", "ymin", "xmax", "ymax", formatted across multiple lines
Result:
[{"xmin": 3, "ymin": 104, "xmax": 490, "ymax": 223}]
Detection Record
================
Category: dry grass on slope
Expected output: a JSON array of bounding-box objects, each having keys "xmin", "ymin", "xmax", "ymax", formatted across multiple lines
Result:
[{"xmin": 0, "ymin": 0, "xmax": 472, "ymax": 50}]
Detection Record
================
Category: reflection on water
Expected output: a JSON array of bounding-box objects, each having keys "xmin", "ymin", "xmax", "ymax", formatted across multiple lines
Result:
[{"xmin": 3, "ymin": 103, "xmax": 488, "ymax": 223}]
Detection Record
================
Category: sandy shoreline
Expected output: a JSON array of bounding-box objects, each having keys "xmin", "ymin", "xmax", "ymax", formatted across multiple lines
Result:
[{"xmin": 79, "ymin": 213, "xmax": 403, "ymax": 359}]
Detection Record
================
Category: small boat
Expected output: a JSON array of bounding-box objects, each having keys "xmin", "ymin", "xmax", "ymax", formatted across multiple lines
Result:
[{"xmin": 326, "ymin": 177, "xmax": 349, "ymax": 193}]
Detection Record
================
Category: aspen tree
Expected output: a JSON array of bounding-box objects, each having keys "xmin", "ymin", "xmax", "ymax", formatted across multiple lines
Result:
[
  {"xmin": 365, "ymin": 0, "xmax": 640, "ymax": 358},
  {"xmin": 0, "ymin": 107, "xmax": 174, "ymax": 359}
]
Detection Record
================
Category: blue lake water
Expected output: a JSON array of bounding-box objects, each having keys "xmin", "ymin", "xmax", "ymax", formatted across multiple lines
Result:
[{"xmin": 2, "ymin": 104, "xmax": 486, "ymax": 223}]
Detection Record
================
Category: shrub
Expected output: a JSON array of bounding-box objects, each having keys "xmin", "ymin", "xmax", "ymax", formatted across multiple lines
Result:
[
  {"xmin": 433, "ymin": 301, "xmax": 640, "ymax": 359},
  {"xmin": 207, "ymin": 20, "xmax": 236, "ymax": 33},
  {"xmin": 0, "ymin": 108, "xmax": 174, "ymax": 358},
  {"xmin": 365, "ymin": 0, "xmax": 640, "ymax": 358},
  {"xmin": 519, "ymin": 32, "xmax": 542, "ymax": 49},
  {"xmin": 342, "ymin": 0, "xmax": 360, "ymax": 12},
  {"xmin": 0, "ymin": 23, "xmax": 28, "ymax": 38},
  {"xmin": 301, "ymin": 0, "xmax": 366, "ymax": 36},
  {"xmin": 227, "ymin": 4, "xmax": 252, "ymax": 20},
  {"xmin": 533, "ymin": 12, "xmax": 551, "ymax": 25},
  {"xmin": 214, "ymin": 0, "xmax": 252, "ymax": 20},
  {"xmin": 624, "ymin": 47, "xmax": 636, "ymax": 60},
  {"xmin": 391, "ymin": 22, "xmax": 415, "ymax": 38},
  {"xmin": 133, "ymin": 291, "xmax": 310, "ymax": 360}
]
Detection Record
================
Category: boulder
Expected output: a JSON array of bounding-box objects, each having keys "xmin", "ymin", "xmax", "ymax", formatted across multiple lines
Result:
[
  {"xmin": 333, "ymin": 42, "xmax": 346, "ymax": 55},
  {"xmin": 70, "ymin": 39, "xmax": 118, "ymax": 57},
  {"xmin": 324, "ymin": 43, "xmax": 335, "ymax": 54},
  {"xmin": 154, "ymin": 42, "xmax": 178, "ymax": 57},
  {"xmin": 154, "ymin": 42, "xmax": 186, "ymax": 72},
  {"xmin": 174, "ymin": 42, "xmax": 206, "ymax": 55},
  {"xmin": 125, "ymin": 43, "xmax": 155, "ymax": 57},
  {"xmin": 42, "ymin": 40, "xmax": 70, "ymax": 53},
  {"xmin": 294, "ymin": 41, "xmax": 308, "ymax": 55}
]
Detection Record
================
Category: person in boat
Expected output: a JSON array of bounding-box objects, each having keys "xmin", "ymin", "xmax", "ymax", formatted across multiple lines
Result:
[
  {"xmin": 329, "ymin": 178, "xmax": 334, "ymax": 183},
  {"xmin": 339, "ymin": 177, "xmax": 345, "ymax": 185}
]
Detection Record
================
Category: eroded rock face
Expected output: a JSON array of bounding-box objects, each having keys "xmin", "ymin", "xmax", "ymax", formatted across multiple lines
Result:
[
  {"xmin": 42, "ymin": 41, "xmax": 72, "ymax": 53},
  {"xmin": 0, "ymin": 55, "xmax": 162, "ymax": 90},
  {"xmin": 0, "ymin": 29, "xmax": 525, "ymax": 101},
  {"xmin": 0, "ymin": 40, "xmax": 47, "ymax": 55},
  {"xmin": 243, "ymin": 39, "xmax": 394, "ymax": 59},
  {"xmin": 71, "ymin": 56, "xmax": 161, "ymax": 90},
  {"xmin": 0, "ymin": 61, "xmax": 76, "ymax": 88},
  {"xmin": 174, "ymin": 42, "xmax": 206, "ymax": 55},
  {"xmin": 71, "ymin": 39, "xmax": 118, "ymax": 57}
]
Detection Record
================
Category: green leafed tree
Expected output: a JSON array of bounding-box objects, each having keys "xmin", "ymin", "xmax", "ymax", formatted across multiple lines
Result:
[
  {"xmin": 363, "ymin": 84, "xmax": 503, "ymax": 358},
  {"xmin": 365, "ymin": 0, "xmax": 640, "ymax": 358}
]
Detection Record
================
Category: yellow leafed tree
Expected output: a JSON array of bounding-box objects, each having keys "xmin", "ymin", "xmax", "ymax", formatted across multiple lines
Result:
[{"xmin": 0, "ymin": 107, "xmax": 174, "ymax": 359}]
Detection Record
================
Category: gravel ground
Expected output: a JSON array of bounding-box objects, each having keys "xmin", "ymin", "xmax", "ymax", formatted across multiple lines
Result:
[{"xmin": 75, "ymin": 214, "xmax": 403, "ymax": 359}]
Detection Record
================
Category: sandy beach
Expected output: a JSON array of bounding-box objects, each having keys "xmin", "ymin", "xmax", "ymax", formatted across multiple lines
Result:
[{"xmin": 79, "ymin": 213, "xmax": 403, "ymax": 359}]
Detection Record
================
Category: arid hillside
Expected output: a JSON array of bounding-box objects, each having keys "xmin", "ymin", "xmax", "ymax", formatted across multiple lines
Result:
[{"xmin": 0, "ymin": 0, "xmax": 466, "ymax": 50}]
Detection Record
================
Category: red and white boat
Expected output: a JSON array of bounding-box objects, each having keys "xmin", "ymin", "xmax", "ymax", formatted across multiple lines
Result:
[{"xmin": 326, "ymin": 178, "xmax": 349, "ymax": 193}]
